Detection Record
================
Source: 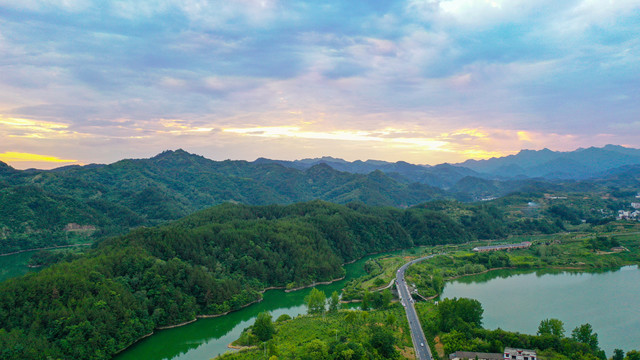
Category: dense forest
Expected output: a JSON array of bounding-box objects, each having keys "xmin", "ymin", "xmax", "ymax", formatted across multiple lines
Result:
[
  {"xmin": 0, "ymin": 150, "xmax": 448, "ymax": 253},
  {"xmin": 0, "ymin": 199, "xmax": 564, "ymax": 359},
  {"xmin": 3, "ymin": 148, "xmax": 640, "ymax": 254}
]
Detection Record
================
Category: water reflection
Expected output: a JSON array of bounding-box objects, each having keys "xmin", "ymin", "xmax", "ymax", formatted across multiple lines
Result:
[
  {"xmin": 448, "ymin": 266, "xmax": 621, "ymax": 285},
  {"xmin": 441, "ymin": 265, "xmax": 640, "ymax": 356},
  {"xmin": 115, "ymin": 251, "xmax": 388, "ymax": 360}
]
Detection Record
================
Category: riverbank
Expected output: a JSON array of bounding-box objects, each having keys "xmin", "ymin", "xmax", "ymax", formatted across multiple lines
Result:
[
  {"xmin": 415, "ymin": 264, "xmax": 607, "ymax": 300},
  {"xmin": 284, "ymin": 276, "xmax": 345, "ymax": 292},
  {"xmin": 440, "ymin": 265, "xmax": 640, "ymax": 356},
  {"xmin": 197, "ymin": 298, "xmax": 264, "ymax": 319},
  {"xmin": 0, "ymin": 243, "xmax": 92, "ymax": 257},
  {"xmin": 117, "ymin": 296, "xmax": 267, "ymax": 353},
  {"xmin": 113, "ymin": 252, "xmax": 386, "ymax": 358},
  {"xmin": 227, "ymin": 344, "xmax": 256, "ymax": 350},
  {"xmin": 398, "ymin": 234, "xmax": 640, "ymax": 303}
]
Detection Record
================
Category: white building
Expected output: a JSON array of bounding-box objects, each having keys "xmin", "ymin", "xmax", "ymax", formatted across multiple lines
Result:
[
  {"xmin": 449, "ymin": 351, "xmax": 502, "ymax": 360},
  {"xmin": 472, "ymin": 241, "xmax": 532, "ymax": 252},
  {"xmin": 504, "ymin": 348, "xmax": 536, "ymax": 360}
]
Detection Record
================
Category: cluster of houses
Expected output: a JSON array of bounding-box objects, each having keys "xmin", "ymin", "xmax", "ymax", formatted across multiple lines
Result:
[
  {"xmin": 617, "ymin": 203, "xmax": 640, "ymax": 220},
  {"xmin": 617, "ymin": 209, "xmax": 640, "ymax": 220},
  {"xmin": 472, "ymin": 242, "xmax": 532, "ymax": 252},
  {"xmin": 450, "ymin": 348, "xmax": 537, "ymax": 360}
]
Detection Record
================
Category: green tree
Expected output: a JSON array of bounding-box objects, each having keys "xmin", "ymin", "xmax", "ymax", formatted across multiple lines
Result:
[
  {"xmin": 381, "ymin": 289, "xmax": 392, "ymax": 309},
  {"xmin": 267, "ymin": 341, "xmax": 278, "ymax": 356},
  {"xmin": 344, "ymin": 311, "xmax": 357, "ymax": 329},
  {"xmin": 626, "ymin": 350, "xmax": 640, "ymax": 360},
  {"xmin": 328, "ymin": 291, "xmax": 340, "ymax": 313},
  {"xmin": 432, "ymin": 273, "xmax": 444, "ymax": 294},
  {"xmin": 437, "ymin": 297, "xmax": 483, "ymax": 332},
  {"xmin": 369, "ymin": 325, "xmax": 398, "ymax": 359},
  {"xmin": 441, "ymin": 330, "xmax": 469, "ymax": 356},
  {"xmin": 571, "ymin": 323, "xmax": 599, "ymax": 351},
  {"xmin": 385, "ymin": 313, "xmax": 396, "ymax": 327},
  {"xmin": 253, "ymin": 312, "xmax": 275, "ymax": 342},
  {"xmin": 537, "ymin": 318, "xmax": 565, "ymax": 337},
  {"xmin": 304, "ymin": 339, "xmax": 328, "ymax": 360},
  {"xmin": 361, "ymin": 292, "xmax": 371, "ymax": 311},
  {"xmin": 613, "ymin": 349, "xmax": 624, "ymax": 360},
  {"xmin": 305, "ymin": 288, "xmax": 326, "ymax": 315}
]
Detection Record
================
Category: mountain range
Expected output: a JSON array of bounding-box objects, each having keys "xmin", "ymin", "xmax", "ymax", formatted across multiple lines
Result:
[
  {"xmin": 0, "ymin": 150, "xmax": 446, "ymax": 253},
  {"xmin": 262, "ymin": 144, "xmax": 640, "ymax": 182},
  {"xmin": 458, "ymin": 144, "xmax": 640, "ymax": 179},
  {"xmin": 2, "ymin": 144, "xmax": 640, "ymax": 253}
]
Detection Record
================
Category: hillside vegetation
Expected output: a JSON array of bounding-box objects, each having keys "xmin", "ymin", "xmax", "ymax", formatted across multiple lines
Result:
[
  {"xmin": 0, "ymin": 200, "xmax": 562, "ymax": 359},
  {"xmin": 4, "ymin": 147, "xmax": 640, "ymax": 253},
  {"xmin": 0, "ymin": 150, "xmax": 447, "ymax": 253}
]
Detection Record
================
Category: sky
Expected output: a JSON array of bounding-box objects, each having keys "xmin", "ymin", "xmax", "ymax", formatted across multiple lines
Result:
[{"xmin": 0, "ymin": 0, "xmax": 639, "ymax": 169}]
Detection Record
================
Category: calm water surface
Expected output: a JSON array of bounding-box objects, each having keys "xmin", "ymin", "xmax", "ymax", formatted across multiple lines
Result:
[
  {"xmin": 115, "ymin": 250, "xmax": 408, "ymax": 360},
  {"xmin": 441, "ymin": 265, "xmax": 640, "ymax": 356},
  {"xmin": 0, "ymin": 251, "xmax": 36, "ymax": 282}
]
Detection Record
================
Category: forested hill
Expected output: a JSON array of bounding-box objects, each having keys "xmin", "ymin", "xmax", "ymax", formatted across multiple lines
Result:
[
  {"xmin": 257, "ymin": 144, "xmax": 640, "ymax": 181},
  {"xmin": 4, "ymin": 147, "xmax": 640, "ymax": 254},
  {"xmin": 0, "ymin": 150, "xmax": 445, "ymax": 253},
  {"xmin": 0, "ymin": 200, "xmax": 561, "ymax": 359},
  {"xmin": 254, "ymin": 156, "xmax": 479, "ymax": 188}
]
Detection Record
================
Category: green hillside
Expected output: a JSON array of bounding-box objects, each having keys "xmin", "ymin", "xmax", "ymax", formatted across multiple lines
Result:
[
  {"xmin": 0, "ymin": 151, "xmax": 445, "ymax": 253},
  {"xmin": 4, "ymin": 149, "xmax": 640, "ymax": 254},
  {"xmin": 0, "ymin": 199, "xmax": 561, "ymax": 359}
]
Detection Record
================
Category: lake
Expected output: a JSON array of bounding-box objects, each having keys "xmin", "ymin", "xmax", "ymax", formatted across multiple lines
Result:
[
  {"xmin": 440, "ymin": 265, "xmax": 640, "ymax": 356},
  {"xmin": 0, "ymin": 251, "xmax": 36, "ymax": 282}
]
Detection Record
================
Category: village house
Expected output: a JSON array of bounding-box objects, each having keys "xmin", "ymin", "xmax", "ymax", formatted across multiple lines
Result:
[
  {"xmin": 617, "ymin": 210, "xmax": 640, "ymax": 220},
  {"xmin": 449, "ymin": 351, "xmax": 503, "ymax": 360},
  {"xmin": 504, "ymin": 347, "xmax": 537, "ymax": 360},
  {"xmin": 449, "ymin": 348, "xmax": 537, "ymax": 360},
  {"xmin": 472, "ymin": 241, "xmax": 532, "ymax": 252}
]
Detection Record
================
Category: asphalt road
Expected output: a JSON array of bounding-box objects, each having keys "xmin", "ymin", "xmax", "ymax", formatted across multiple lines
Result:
[{"xmin": 396, "ymin": 255, "xmax": 437, "ymax": 360}]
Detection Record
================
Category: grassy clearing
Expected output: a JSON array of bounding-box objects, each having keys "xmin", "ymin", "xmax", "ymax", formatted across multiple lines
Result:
[{"xmin": 215, "ymin": 304, "xmax": 412, "ymax": 360}]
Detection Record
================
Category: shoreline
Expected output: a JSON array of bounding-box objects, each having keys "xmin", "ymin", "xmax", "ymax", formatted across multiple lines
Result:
[
  {"xmin": 156, "ymin": 318, "xmax": 197, "ymax": 330},
  {"xmin": 416, "ymin": 263, "xmax": 629, "ymax": 300},
  {"xmin": 115, "ymin": 272, "xmax": 349, "ymax": 356},
  {"xmin": 116, "ymin": 297, "xmax": 267, "ymax": 355},
  {"xmin": 197, "ymin": 298, "xmax": 264, "ymax": 319},
  {"xmin": 284, "ymin": 276, "xmax": 345, "ymax": 292},
  {"xmin": 227, "ymin": 344, "xmax": 257, "ymax": 350},
  {"xmin": 112, "ymin": 246, "xmax": 448, "ymax": 357},
  {"xmin": 444, "ymin": 266, "xmax": 515, "ymax": 281},
  {"xmin": 0, "ymin": 243, "xmax": 92, "ymax": 257}
]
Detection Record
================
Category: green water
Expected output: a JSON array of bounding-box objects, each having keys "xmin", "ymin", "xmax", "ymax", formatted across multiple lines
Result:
[
  {"xmin": 441, "ymin": 265, "xmax": 640, "ymax": 356},
  {"xmin": 0, "ymin": 251, "xmax": 36, "ymax": 282},
  {"xmin": 115, "ymin": 251, "xmax": 397, "ymax": 360}
]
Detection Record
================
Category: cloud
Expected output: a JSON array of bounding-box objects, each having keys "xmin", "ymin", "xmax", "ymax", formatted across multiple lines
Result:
[
  {"xmin": 0, "ymin": 0, "xmax": 639, "ymax": 166},
  {"xmin": 0, "ymin": 151, "xmax": 78, "ymax": 163},
  {"xmin": 0, "ymin": 115, "xmax": 83, "ymax": 139}
]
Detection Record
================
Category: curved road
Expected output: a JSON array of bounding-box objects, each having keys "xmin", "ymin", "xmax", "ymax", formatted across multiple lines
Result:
[{"xmin": 396, "ymin": 255, "xmax": 437, "ymax": 360}]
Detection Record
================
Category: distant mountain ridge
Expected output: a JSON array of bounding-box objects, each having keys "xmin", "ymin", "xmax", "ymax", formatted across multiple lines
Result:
[
  {"xmin": 254, "ymin": 156, "xmax": 479, "ymax": 188},
  {"xmin": 254, "ymin": 144, "xmax": 640, "ymax": 182},
  {"xmin": 458, "ymin": 144, "xmax": 640, "ymax": 179}
]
